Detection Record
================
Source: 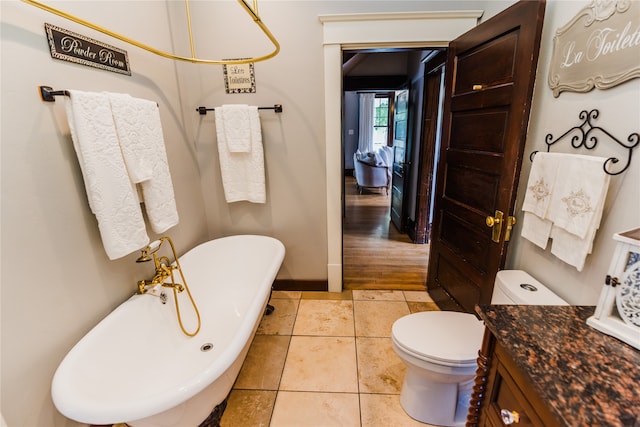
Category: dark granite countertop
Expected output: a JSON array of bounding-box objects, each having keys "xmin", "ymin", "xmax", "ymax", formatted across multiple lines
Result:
[{"xmin": 476, "ymin": 305, "xmax": 640, "ymax": 427}]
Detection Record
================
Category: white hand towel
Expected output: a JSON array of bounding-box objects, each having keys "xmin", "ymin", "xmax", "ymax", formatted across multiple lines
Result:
[
  {"xmin": 65, "ymin": 90, "xmax": 149, "ymax": 260},
  {"xmin": 550, "ymin": 226, "xmax": 597, "ymax": 272},
  {"xmin": 219, "ymin": 104, "xmax": 252, "ymax": 153},
  {"xmin": 547, "ymin": 154, "xmax": 610, "ymax": 239},
  {"xmin": 547, "ymin": 155, "xmax": 609, "ymax": 271},
  {"xmin": 521, "ymin": 152, "xmax": 563, "ymax": 217},
  {"xmin": 215, "ymin": 106, "xmax": 266, "ymax": 203},
  {"xmin": 108, "ymin": 93, "xmax": 179, "ymax": 233},
  {"xmin": 107, "ymin": 92, "xmax": 153, "ymax": 184},
  {"xmin": 520, "ymin": 212, "xmax": 553, "ymax": 250},
  {"xmin": 520, "ymin": 152, "xmax": 563, "ymax": 249}
]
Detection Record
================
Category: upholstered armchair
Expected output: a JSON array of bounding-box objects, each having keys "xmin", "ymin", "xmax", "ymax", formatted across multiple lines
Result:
[{"xmin": 353, "ymin": 153, "xmax": 390, "ymax": 195}]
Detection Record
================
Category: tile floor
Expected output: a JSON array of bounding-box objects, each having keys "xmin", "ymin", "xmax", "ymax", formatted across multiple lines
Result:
[{"xmin": 219, "ymin": 289, "xmax": 441, "ymax": 427}]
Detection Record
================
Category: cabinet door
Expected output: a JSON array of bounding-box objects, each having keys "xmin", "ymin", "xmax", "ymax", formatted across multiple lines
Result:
[
  {"xmin": 481, "ymin": 343, "xmax": 561, "ymax": 427},
  {"xmin": 486, "ymin": 362, "xmax": 543, "ymax": 427}
]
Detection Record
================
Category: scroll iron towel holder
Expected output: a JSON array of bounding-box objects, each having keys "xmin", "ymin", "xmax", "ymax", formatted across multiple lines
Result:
[
  {"xmin": 20, "ymin": 0, "xmax": 279, "ymax": 65},
  {"xmin": 530, "ymin": 109, "xmax": 639, "ymax": 176}
]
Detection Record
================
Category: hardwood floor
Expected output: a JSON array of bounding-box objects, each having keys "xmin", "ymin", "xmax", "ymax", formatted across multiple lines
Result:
[{"xmin": 343, "ymin": 175, "xmax": 429, "ymax": 291}]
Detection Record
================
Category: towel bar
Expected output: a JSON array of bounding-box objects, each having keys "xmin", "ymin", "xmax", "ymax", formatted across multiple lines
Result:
[
  {"xmin": 196, "ymin": 105, "xmax": 283, "ymax": 115},
  {"xmin": 530, "ymin": 109, "xmax": 639, "ymax": 176},
  {"xmin": 39, "ymin": 86, "xmax": 70, "ymax": 102},
  {"xmin": 38, "ymin": 86, "xmax": 160, "ymax": 108}
]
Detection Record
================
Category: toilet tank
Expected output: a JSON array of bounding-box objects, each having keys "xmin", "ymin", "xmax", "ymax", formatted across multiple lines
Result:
[{"xmin": 491, "ymin": 270, "xmax": 568, "ymax": 305}]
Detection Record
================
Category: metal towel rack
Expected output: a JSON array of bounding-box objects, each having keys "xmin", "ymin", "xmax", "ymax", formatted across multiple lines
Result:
[
  {"xmin": 530, "ymin": 109, "xmax": 639, "ymax": 176},
  {"xmin": 196, "ymin": 105, "xmax": 283, "ymax": 115},
  {"xmin": 39, "ymin": 86, "xmax": 70, "ymax": 102},
  {"xmin": 37, "ymin": 86, "xmax": 161, "ymax": 109}
]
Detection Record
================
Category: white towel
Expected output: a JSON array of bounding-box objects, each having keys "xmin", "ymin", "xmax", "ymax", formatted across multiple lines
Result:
[
  {"xmin": 106, "ymin": 93, "xmax": 153, "ymax": 184},
  {"xmin": 108, "ymin": 93, "xmax": 179, "ymax": 233},
  {"xmin": 547, "ymin": 155, "xmax": 609, "ymax": 271},
  {"xmin": 65, "ymin": 90, "xmax": 149, "ymax": 260},
  {"xmin": 521, "ymin": 212, "xmax": 553, "ymax": 250},
  {"xmin": 215, "ymin": 105, "xmax": 266, "ymax": 203},
  {"xmin": 520, "ymin": 152, "xmax": 563, "ymax": 249},
  {"xmin": 550, "ymin": 226, "xmax": 597, "ymax": 272},
  {"xmin": 547, "ymin": 154, "xmax": 610, "ymax": 239},
  {"xmin": 522, "ymin": 152, "xmax": 563, "ymax": 217},
  {"xmin": 219, "ymin": 104, "xmax": 252, "ymax": 153}
]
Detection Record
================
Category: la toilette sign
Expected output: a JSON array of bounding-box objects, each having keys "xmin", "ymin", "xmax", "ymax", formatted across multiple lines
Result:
[{"xmin": 548, "ymin": 0, "xmax": 640, "ymax": 97}]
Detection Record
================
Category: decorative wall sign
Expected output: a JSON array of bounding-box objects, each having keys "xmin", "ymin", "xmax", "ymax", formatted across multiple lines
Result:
[
  {"xmin": 44, "ymin": 23, "xmax": 131, "ymax": 75},
  {"xmin": 548, "ymin": 0, "xmax": 640, "ymax": 97},
  {"xmin": 223, "ymin": 60, "xmax": 256, "ymax": 93}
]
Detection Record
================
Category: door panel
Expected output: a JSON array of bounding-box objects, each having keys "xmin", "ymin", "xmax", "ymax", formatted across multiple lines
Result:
[
  {"xmin": 413, "ymin": 51, "xmax": 446, "ymax": 244},
  {"xmin": 439, "ymin": 210, "xmax": 492, "ymax": 272},
  {"xmin": 450, "ymin": 109, "xmax": 509, "ymax": 152},
  {"xmin": 427, "ymin": 0, "xmax": 546, "ymax": 312},
  {"xmin": 445, "ymin": 166, "xmax": 500, "ymax": 214},
  {"xmin": 391, "ymin": 89, "xmax": 409, "ymax": 231},
  {"xmin": 455, "ymin": 32, "xmax": 518, "ymax": 92}
]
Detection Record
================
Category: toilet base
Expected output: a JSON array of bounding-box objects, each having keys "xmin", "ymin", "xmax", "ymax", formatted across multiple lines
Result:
[{"xmin": 399, "ymin": 371, "xmax": 473, "ymax": 427}]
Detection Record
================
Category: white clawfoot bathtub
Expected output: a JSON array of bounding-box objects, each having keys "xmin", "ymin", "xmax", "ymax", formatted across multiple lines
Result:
[{"xmin": 52, "ymin": 235, "xmax": 285, "ymax": 427}]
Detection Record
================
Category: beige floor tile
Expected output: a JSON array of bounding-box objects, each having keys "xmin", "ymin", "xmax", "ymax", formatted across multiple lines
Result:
[
  {"xmin": 354, "ymin": 300, "xmax": 410, "ymax": 337},
  {"xmin": 403, "ymin": 290, "xmax": 434, "ymax": 302},
  {"xmin": 280, "ymin": 336, "xmax": 358, "ymax": 392},
  {"xmin": 360, "ymin": 393, "xmax": 435, "ymax": 427},
  {"xmin": 220, "ymin": 389, "xmax": 277, "ymax": 427},
  {"xmin": 408, "ymin": 301, "xmax": 441, "ymax": 313},
  {"xmin": 356, "ymin": 337, "xmax": 405, "ymax": 394},
  {"xmin": 270, "ymin": 391, "xmax": 360, "ymax": 427},
  {"xmin": 293, "ymin": 300, "xmax": 354, "ymax": 336},
  {"xmin": 271, "ymin": 290, "xmax": 302, "ymax": 299},
  {"xmin": 301, "ymin": 290, "xmax": 353, "ymax": 300},
  {"xmin": 256, "ymin": 298, "xmax": 299, "ymax": 335},
  {"xmin": 353, "ymin": 289, "xmax": 405, "ymax": 301},
  {"xmin": 234, "ymin": 335, "xmax": 290, "ymax": 390}
]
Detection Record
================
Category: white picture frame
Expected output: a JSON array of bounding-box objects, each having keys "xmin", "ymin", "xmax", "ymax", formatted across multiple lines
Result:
[{"xmin": 587, "ymin": 227, "xmax": 640, "ymax": 350}]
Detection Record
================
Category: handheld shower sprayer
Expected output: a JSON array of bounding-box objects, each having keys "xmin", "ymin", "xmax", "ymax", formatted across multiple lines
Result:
[
  {"xmin": 136, "ymin": 240, "xmax": 162, "ymax": 263},
  {"xmin": 135, "ymin": 236, "xmax": 201, "ymax": 337}
]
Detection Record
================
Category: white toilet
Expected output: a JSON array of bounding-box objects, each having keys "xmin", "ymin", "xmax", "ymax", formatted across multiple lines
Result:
[{"xmin": 391, "ymin": 270, "xmax": 568, "ymax": 426}]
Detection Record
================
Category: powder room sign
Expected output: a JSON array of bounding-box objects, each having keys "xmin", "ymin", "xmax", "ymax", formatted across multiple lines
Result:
[
  {"xmin": 548, "ymin": 0, "xmax": 640, "ymax": 97},
  {"xmin": 45, "ymin": 23, "xmax": 131, "ymax": 75}
]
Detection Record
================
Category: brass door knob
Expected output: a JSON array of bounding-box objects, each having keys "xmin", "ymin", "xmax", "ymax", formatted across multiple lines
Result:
[{"xmin": 486, "ymin": 215, "xmax": 500, "ymax": 227}]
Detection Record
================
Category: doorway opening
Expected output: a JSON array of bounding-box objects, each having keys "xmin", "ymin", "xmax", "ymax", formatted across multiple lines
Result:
[
  {"xmin": 320, "ymin": 10, "xmax": 483, "ymax": 292},
  {"xmin": 341, "ymin": 49, "xmax": 445, "ymax": 291}
]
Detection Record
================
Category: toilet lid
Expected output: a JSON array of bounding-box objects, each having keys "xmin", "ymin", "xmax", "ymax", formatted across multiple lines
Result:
[{"xmin": 392, "ymin": 311, "xmax": 484, "ymax": 365}]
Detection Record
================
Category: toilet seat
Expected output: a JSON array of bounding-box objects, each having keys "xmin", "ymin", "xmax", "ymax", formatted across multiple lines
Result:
[{"xmin": 392, "ymin": 311, "xmax": 484, "ymax": 367}]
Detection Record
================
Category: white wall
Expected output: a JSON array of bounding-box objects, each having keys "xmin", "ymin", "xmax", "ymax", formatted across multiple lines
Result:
[
  {"xmin": 506, "ymin": 0, "xmax": 640, "ymax": 305},
  {"xmin": 0, "ymin": 1, "xmax": 208, "ymax": 426}
]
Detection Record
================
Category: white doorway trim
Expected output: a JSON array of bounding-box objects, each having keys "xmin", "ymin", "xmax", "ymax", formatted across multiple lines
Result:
[{"xmin": 320, "ymin": 10, "xmax": 483, "ymax": 292}]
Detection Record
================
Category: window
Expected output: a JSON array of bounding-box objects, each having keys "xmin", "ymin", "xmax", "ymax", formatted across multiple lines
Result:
[{"xmin": 372, "ymin": 94, "xmax": 392, "ymax": 150}]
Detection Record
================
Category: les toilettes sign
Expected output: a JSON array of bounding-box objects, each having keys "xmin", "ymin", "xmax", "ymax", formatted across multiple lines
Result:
[{"xmin": 548, "ymin": 0, "xmax": 640, "ymax": 97}]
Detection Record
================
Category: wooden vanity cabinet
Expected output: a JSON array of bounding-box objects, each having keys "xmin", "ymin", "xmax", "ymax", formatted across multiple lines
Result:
[{"xmin": 467, "ymin": 329, "xmax": 562, "ymax": 427}]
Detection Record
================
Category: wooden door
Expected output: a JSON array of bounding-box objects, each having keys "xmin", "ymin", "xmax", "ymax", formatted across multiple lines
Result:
[
  {"xmin": 426, "ymin": 0, "xmax": 546, "ymax": 312},
  {"xmin": 413, "ymin": 50, "xmax": 447, "ymax": 244},
  {"xmin": 390, "ymin": 89, "xmax": 409, "ymax": 232}
]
